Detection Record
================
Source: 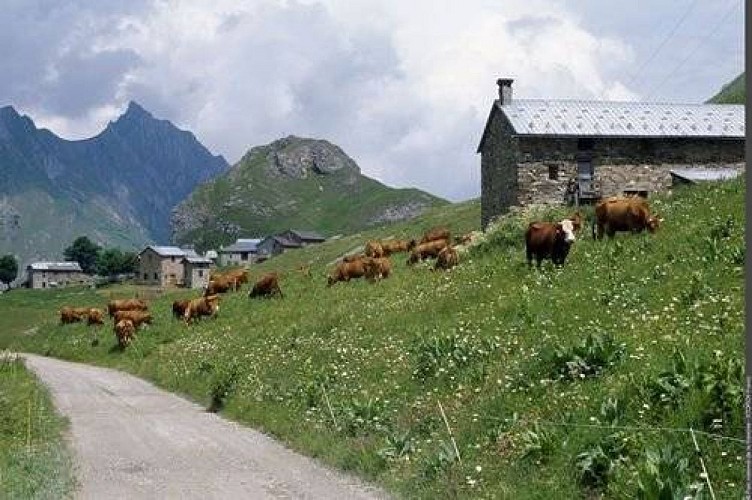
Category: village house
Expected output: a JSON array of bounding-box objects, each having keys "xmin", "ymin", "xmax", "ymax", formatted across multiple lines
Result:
[
  {"xmin": 477, "ymin": 78, "xmax": 745, "ymax": 229},
  {"xmin": 137, "ymin": 246, "xmax": 189, "ymax": 287},
  {"xmin": 182, "ymin": 255, "xmax": 213, "ymax": 289},
  {"xmin": 26, "ymin": 262, "xmax": 91, "ymax": 289},
  {"xmin": 257, "ymin": 235, "xmax": 302, "ymax": 258},
  {"xmin": 276, "ymin": 230, "xmax": 326, "ymax": 246},
  {"xmin": 218, "ymin": 238, "xmax": 262, "ymax": 266}
]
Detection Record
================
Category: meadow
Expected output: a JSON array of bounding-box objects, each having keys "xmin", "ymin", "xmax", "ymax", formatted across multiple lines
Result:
[{"xmin": 0, "ymin": 179, "xmax": 745, "ymax": 498}]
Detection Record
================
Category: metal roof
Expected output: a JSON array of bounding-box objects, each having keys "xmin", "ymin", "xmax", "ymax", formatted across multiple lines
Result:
[
  {"xmin": 669, "ymin": 167, "xmax": 742, "ymax": 183},
  {"xmin": 288, "ymin": 230, "xmax": 326, "ymax": 241},
  {"xmin": 183, "ymin": 255, "xmax": 213, "ymax": 264},
  {"xmin": 28, "ymin": 262, "xmax": 83, "ymax": 272},
  {"xmin": 220, "ymin": 239, "xmax": 261, "ymax": 253},
  {"xmin": 499, "ymin": 99, "xmax": 745, "ymax": 138},
  {"xmin": 141, "ymin": 245, "xmax": 186, "ymax": 257}
]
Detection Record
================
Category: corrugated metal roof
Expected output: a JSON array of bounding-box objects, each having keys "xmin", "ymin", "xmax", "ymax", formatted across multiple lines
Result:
[
  {"xmin": 142, "ymin": 245, "xmax": 186, "ymax": 257},
  {"xmin": 669, "ymin": 167, "xmax": 742, "ymax": 182},
  {"xmin": 289, "ymin": 230, "xmax": 326, "ymax": 241},
  {"xmin": 183, "ymin": 256, "xmax": 213, "ymax": 264},
  {"xmin": 28, "ymin": 262, "xmax": 83, "ymax": 272},
  {"xmin": 221, "ymin": 240, "xmax": 260, "ymax": 253},
  {"xmin": 500, "ymin": 99, "xmax": 745, "ymax": 138}
]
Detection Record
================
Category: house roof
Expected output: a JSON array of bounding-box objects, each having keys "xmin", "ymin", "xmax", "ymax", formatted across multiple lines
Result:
[
  {"xmin": 205, "ymin": 250, "xmax": 218, "ymax": 259},
  {"xmin": 261, "ymin": 235, "xmax": 301, "ymax": 249},
  {"xmin": 220, "ymin": 238, "xmax": 262, "ymax": 253},
  {"xmin": 183, "ymin": 255, "xmax": 213, "ymax": 265},
  {"xmin": 140, "ymin": 245, "xmax": 186, "ymax": 257},
  {"xmin": 669, "ymin": 167, "xmax": 742, "ymax": 183},
  {"xmin": 288, "ymin": 230, "xmax": 326, "ymax": 241},
  {"xmin": 27, "ymin": 262, "xmax": 83, "ymax": 272},
  {"xmin": 478, "ymin": 99, "xmax": 745, "ymax": 151}
]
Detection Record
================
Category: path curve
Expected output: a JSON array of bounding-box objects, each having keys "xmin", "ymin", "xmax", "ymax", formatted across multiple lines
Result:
[{"xmin": 23, "ymin": 354, "xmax": 388, "ymax": 500}]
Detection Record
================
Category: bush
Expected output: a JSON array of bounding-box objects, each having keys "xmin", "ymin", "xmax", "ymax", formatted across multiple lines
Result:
[
  {"xmin": 207, "ymin": 360, "xmax": 240, "ymax": 413},
  {"xmin": 635, "ymin": 446, "xmax": 699, "ymax": 499},
  {"xmin": 695, "ymin": 352, "xmax": 743, "ymax": 433},
  {"xmin": 546, "ymin": 332, "xmax": 626, "ymax": 381},
  {"xmin": 411, "ymin": 333, "xmax": 499, "ymax": 382}
]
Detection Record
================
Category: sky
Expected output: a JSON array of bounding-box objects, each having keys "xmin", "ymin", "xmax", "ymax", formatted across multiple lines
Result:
[{"xmin": 1, "ymin": 0, "xmax": 744, "ymax": 201}]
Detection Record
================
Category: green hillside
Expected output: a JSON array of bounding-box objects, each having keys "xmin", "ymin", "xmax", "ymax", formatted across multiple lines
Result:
[
  {"xmin": 708, "ymin": 73, "xmax": 745, "ymax": 104},
  {"xmin": 171, "ymin": 136, "xmax": 447, "ymax": 251},
  {"xmin": 4, "ymin": 179, "xmax": 745, "ymax": 498}
]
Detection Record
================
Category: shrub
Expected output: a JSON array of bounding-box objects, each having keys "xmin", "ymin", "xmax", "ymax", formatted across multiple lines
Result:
[
  {"xmin": 377, "ymin": 430, "xmax": 416, "ymax": 461},
  {"xmin": 411, "ymin": 333, "xmax": 499, "ymax": 382},
  {"xmin": 695, "ymin": 352, "xmax": 743, "ymax": 433},
  {"xmin": 207, "ymin": 360, "xmax": 240, "ymax": 413},
  {"xmin": 576, "ymin": 431, "xmax": 635, "ymax": 491},
  {"xmin": 546, "ymin": 332, "xmax": 626, "ymax": 381},
  {"xmin": 635, "ymin": 446, "xmax": 698, "ymax": 499},
  {"xmin": 646, "ymin": 350, "xmax": 692, "ymax": 409},
  {"xmin": 519, "ymin": 423, "xmax": 556, "ymax": 463}
]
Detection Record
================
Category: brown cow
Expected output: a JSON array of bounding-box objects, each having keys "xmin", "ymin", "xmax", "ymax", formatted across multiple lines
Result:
[
  {"xmin": 184, "ymin": 295, "xmax": 220, "ymax": 323},
  {"xmin": 225, "ymin": 268, "xmax": 249, "ymax": 285},
  {"xmin": 204, "ymin": 275, "xmax": 240, "ymax": 296},
  {"xmin": 420, "ymin": 226, "xmax": 451, "ymax": 245},
  {"xmin": 107, "ymin": 298, "xmax": 148, "ymax": 317},
  {"xmin": 434, "ymin": 246, "xmax": 459, "ymax": 271},
  {"xmin": 327, "ymin": 260, "xmax": 367, "ymax": 286},
  {"xmin": 113, "ymin": 310, "xmax": 153, "ymax": 329},
  {"xmin": 249, "ymin": 272, "xmax": 283, "ymax": 298},
  {"xmin": 86, "ymin": 308, "xmax": 105, "ymax": 325},
  {"xmin": 342, "ymin": 253, "xmax": 366, "ymax": 263},
  {"xmin": 381, "ymin": 239, "xmax": 413, "ymax": 256},
  {"xmin": 59, "ymin": 306, "xmax": 89, "ymax": 324},
  {"xmin": 593, "ymin": 197, "xmax": 661, "ymax": 239},
  {"xmin": 172, "ymin": 299, "xmax": 191, "ymax": 319},
  {"xmin": 525, "ymin": 219, "xmax": 576, "ymax": 267},
  {"xmin": 407, "ymin": 239, "xmax": 449, "ymax": 265},
  {"xmin": 364, "ymin": 240, "xmax": 385, "ymax": 258},
  {"xmin": 363, "ymin": 257, "xmax": 392, "ymax": 282},
  {"xmin": 453, "ymin": 233, "xmax": 473, "ymax": 246},
  {"xmin": 114, "ymin": 319, "xmax": 135, "ymax": 348}
]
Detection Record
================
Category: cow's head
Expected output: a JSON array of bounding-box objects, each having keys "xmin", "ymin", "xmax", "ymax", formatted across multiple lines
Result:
[
  {"xmin": 647, "ymin": 215, "xmax": 662, "ymax": 233},
  {"xmin": 558, "ymin": 219, "xmax": 576, "ymax": 244}
]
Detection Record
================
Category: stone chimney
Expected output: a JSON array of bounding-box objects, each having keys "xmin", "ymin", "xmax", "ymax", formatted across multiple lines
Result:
[{"xmin": 497, "ymin": 78, "xmax": 513, "ymax": 105}]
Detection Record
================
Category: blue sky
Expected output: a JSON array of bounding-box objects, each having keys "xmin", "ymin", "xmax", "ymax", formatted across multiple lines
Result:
[{"xmin": 1, "ymin": 0, "xmax": 743, "ymax": 201}]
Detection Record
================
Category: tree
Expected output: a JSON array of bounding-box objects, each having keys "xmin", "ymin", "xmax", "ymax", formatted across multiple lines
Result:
[
  {"xmin": 63, "ymin": 236, "xmax": 101, "ymax": 274},
  {"xmin": 96, "ymin": 248, "xmax": 138, "ymax": 277},
  {"xmin": 0, "ymin": 255, "xmax": 18, "ymax": 288}
]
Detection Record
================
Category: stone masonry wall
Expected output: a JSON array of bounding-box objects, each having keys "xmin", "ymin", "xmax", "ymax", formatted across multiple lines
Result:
[{"xmin": 480, "ymin": 110, "xmax": 519, "ymax": 229}]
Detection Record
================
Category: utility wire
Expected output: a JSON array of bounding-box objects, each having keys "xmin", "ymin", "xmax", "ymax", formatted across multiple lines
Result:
[{"xmin": 645, "ymin": 0, "xmax": 741, "ymax": 100}]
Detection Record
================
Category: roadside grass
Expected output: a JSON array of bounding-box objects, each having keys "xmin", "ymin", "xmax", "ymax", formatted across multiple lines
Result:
[
  {"xmin": 0, "ymin": 355, "xmax": 75, "ymax": 498},
  {"xmin": 2, "ymin": 181, "xmax": 745, "ymax": 498}
]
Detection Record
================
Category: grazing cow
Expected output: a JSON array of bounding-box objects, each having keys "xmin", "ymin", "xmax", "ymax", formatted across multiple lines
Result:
[
  {"xmin": 113, "ymin": 310, "xmax": 153, "ymax": 329},
  {"xmin": 204, "ymin": 275, "xmax": 239, "ymax": 296},
  {"xmin": 327, "ymin": 260, "xmax": 367, "ymax": 286},
  {"xmin": 420, "ymin": 226, "xmax": 451, "ymax": 245},
  {"xmin": 434, "ymin": 246, "xmax": 459, "ymax": 271},
  {"xmin": 86, "ymin": 308, "xmax": 105, "ymax": 325},
  {"xmin": 114, "ymin": 319, "xmax": 135, "ymax": 348},
  {"xmin": 59, "ymin": 306, "xmax": 89, "ymax": 324},
  {"xmin": 364, "ymin": 240, "xmax": 385, "ymax": 258},
  {"xmin": 525, "ymin": 219, "xmax": 576, "ymax": 267},
  {"xmin": 183, "ymin": 295, "xmax": 220, "ymax": 323},
  {"xmin": 249, "ymin": 272, "xmax": 283, "ymax": 298},
  {"xmin": 172, "ymin": 299, "xmax": 191, "ymax": 319},
  {"xmin": 453, "ymin": 233, "xmax": 473, "ymax": 246},
  {"xmin": 568, "ymin": 212, "xmax": 584, "ymax": 233},
  {"xmin": 225, "ymin": 268, "xmax": 249, "ymax": 285},
  {"xmin": 363, "ymin": 257, "xmax": 392, "ymax": 282},
  {"xmin": 343, "ymin": 253, "xmax": 366, "ymax": 263},
  {"xmin": 593, "ymin": 197, "xmax": 661, "ymax": 240},
  {"xmin": 407, "ymin": 239, "xmax": 449, "ymax": 265},
  {"xmin": 381, "ymin": 239, "xmax": 413, "ymax": 256},
  {"xmin": 107, "ymin": 298, "xmax": 148, "ymax": 317}
]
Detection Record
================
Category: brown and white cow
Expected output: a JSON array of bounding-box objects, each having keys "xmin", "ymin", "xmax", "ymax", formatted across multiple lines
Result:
[
  {"xmin": 172, "ymin": 299, "xmax": 191, "ymax": 319},
  {"xmin": 248, "ymin": 272, "xmax": 283, "ymax": 298},
  {"xmin": 86, "ymin": 308, "xmax": 105, "ymax": 326},
  {"xmin": 327, "ymin": 260, "xmax": 367, "ymax": 286},
  {"xmin": 407, "ymin": 239, "xmax": 449, "ymax": 265},
  {"xmin": 107, "ymin": 298, "xmax": 148, "ymax": 317},
  {"xmin": 525, "ymin": 219, "xmax": 576, "ymax": 267},
  {"xmin": 184, "ymin": 295, "xmax": 220, "ymax": 323},
  {"xmin": 364, "ymin": 240, "xmax": 385, "ymax": 258},
  {"xmin": 114, "ymin": 319, "xmax": 135, "ymax": 348},
  {"xmin": 434, "ymin": 246, "xmax": 459, "ymax": 271},
  {"xmin": 593, "ymin": 197, "xmax": 661, "ymax": 239},
  {"xmin": 113, "ymin": 310, "xmax": 153, "ymax": 329},
  {"xmin": 363, "ymin": 257, "xmax": 392, "ymax": 282}
]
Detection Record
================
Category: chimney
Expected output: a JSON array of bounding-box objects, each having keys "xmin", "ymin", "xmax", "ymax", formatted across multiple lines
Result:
[{"xmin": 497, "ymin": 78, "xmax": 514, "ymax": 105}]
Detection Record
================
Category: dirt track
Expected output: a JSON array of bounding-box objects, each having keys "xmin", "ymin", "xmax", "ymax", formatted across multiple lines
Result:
[{"xmin": 23, "ymin": 354, "xmax": 388, "ymax": 499}]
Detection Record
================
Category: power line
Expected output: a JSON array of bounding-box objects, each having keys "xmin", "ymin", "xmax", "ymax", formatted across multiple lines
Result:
[
  {"xmin": 644, "ymin": 0, "xmax": 742, "ymax": 100},
  {"xmin": 624, "ymin": 0, "xmax": 702, "ymax": 87}
]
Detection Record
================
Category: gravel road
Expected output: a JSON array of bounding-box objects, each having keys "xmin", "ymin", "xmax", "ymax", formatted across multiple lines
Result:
[{"xmin": 23, "ymin": 354, "xmax": 388, "ymax": 500}]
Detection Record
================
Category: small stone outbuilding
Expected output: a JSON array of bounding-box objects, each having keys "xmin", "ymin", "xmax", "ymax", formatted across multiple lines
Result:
[
  {"xmin": 477, "ymin": 78, "xmax": 745, "ymax": 229},
  {"xmin": 218, "ymin": 239, "xmax": 261, "ymax": 267},
  {"xmin": 26, "ymin": 262, "xmax": 91, "ymax": 289},
  {"xmin": 182, "ymin": 255, "xmax": 213, "ymax": 289},
  {"xmin": 137, "ymin": 246, "xmax": 187, "ymax": 287}
]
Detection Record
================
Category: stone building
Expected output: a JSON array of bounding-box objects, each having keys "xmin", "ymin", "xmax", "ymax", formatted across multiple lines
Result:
[
  {"xmin": 26, "ymin": 262, "xmax": 91, "ymax": 289},
  {"xmin": 218, "ymin": 238, "xmax": 262, "ymax": 267},
  {"xmin": 182, "ymin": 255, "xmax": 213, "ymax": 289},
  {"xmin": 257, "ymin": 235, "xmax": 301, "ymax": 258},
  {"xmin": 277, "ymin": 230, "xmax": 326, "ymax": 246},
  {"xmin": 137, "ymin": 246, "xmax": 188, "ymax": 287},
  {"xmin": 477, "ymin": 79, "xmax": 745, "ymax": 229}
]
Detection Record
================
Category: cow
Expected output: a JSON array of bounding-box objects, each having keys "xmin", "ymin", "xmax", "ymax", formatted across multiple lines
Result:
[
  {"xmin": 172, "ymin": 299, "xmax": 191, "ymax": 319},
  {"xmin": 59, "ymin": 306, "xmax": 89, "ymax": 324},
  {"xmin": 568, "ymin": 212, "xmax": 584, "ymax": 233},
  {"xmin": 327, "ymin": 259, "xmax": 367, "ymax": 286},
  {"xmin": 593, "ymin": 197, "xmax": 661, "ymax": 240},
  {"xmin": 86, "ymin": 308, "xmax": 105, "ymax": 326},
  {"xmin": 363, "ymin": 257, "xmax": 392, "ymax": 282},
  {"xmin": 434, "ymin": 246, "xmax": 459, "ymax": 271},
  {"xmin": 342, "ymin": 253, "xmax": 366, "ymax": 263},
  {"xmin": 453, "ymin": 233, "xmax": 474, "ymax": 246},
  {"xmin": 364, "ymin": 240, "xmax": 385, "ymax": 258},
  {"xmin": 249, "ymin": 272, "xmax": 283, "ymax": 298},
  {"xmin": 183, "ymin": 295, "xmax": 220, "ymax": 323},
  {"xmin": 204, "ymin": 275, "xmax": 239, "ymax": 296},
  {"xmin": 420, "ymin": 226, "xmax": 451, "ymax": 245},
  {"xmin": 225, "ymin": 268, "xmax": 249, "ymax": 285},
  {"xmin": 107, "ymin": 298, "xmax": 148, "ymax": 317},
  {"xmin": 114, "ymin": 319, "xmax": 135, "ymax": 348},
  {"xmin": 381, "ymin": 239, "xmax": 413, "ymax": 256},
  {"xmin": 113, "ymin": 310, "xmax": 153, "ymax": 329},
  {"xmin": 407, "ymin": 239, "xmax": 449, "ymax": 265},
  {"xmin": 525, "ymin": 219, "xmax": 576, "ymax": 267}
]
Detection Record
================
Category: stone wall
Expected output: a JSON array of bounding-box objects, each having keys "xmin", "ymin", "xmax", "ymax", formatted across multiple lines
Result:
[{"xmin": 480, "ymin": 109, "xmax": 520, "ymax": 229}]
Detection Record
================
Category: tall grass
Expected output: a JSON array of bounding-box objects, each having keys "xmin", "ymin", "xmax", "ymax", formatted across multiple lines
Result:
[{"xmin": 3, "ymin": 180, "xmax": 745, "ymax": 498}]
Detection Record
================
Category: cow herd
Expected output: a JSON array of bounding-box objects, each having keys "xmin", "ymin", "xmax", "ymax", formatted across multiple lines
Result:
[{"xmin": 57, "ymin": 195, "xmax": 661, "ymax": 349}]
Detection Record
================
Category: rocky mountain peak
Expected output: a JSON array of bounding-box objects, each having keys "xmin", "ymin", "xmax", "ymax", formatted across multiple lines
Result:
[{"xmin": 263, "ymin": 135, "xmax": 360, "ymax": 179}]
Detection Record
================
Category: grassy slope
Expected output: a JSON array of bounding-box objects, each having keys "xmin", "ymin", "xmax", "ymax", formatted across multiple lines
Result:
[
  {"xmin": 707, "ymin": 73, "xmax": 745, "ymax": 104},
  {"xmin": 0, "ymin": 356, "xmax": 75, "ymax": 498},
  {"xmin": 2, "ymin": 181, "xmax": 745, "ymax": 498}
]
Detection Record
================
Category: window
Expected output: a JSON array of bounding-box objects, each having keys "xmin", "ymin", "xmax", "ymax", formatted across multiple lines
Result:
[
  {"xmin": 154, "ymin": 272, "xmax": 158, "ymax": 280},
  {"xmin": 548, "ymin": 164, "xmax": 559, "ymax": 180},
  {"xmin": 241, "ymin": 253, "xmax": 248, "ymax": 261},
  {"xmin": 143, "ymin": 273, "xmax": 148, "ymax": 280},
  {"xmin": 198, "ymin": 270, "xmax": 204, "ymax": 278},
  {"xmin": 171, "ymin": 256, "xmax": 175, "ymax": 263}
]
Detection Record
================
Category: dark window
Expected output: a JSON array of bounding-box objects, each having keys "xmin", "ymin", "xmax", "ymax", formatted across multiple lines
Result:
[
  {"xmin": 198, "ymin": 270, "xmax": 204, "ymax": 278},
  {"xmin": 154, "ymin": 272, "xmax": 158, "ymax": 280},
  {"xmin": 577, "ymin": 138, "xmax": 595, "ymax": 151},
  {"xmin": 42, "ymin": 282, "xmax": 46, "ymax": 288},
  {"xmin": 143, "ymin": 273, "xmax": 148, "ymax": 280},
  {"xmin": 171, "ymin": 256, "xmax": 175, "ymax": 263},
  {"xmin": 241, "ymin": 253, "xmax": 248, "ymax": 261},
  {"xmin": 548, "ymin": 164, "xmax": 559, "ymax": 180}
]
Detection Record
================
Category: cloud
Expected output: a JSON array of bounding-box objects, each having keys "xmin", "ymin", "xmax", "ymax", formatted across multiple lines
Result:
[{"xmin": 2, "ymin": 0, "xmax": 737, "ymax": 202}]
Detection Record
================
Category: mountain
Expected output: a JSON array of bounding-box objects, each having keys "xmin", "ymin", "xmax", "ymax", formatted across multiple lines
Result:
[
  {"xmin": 0, "ymin": 102, "xmax": 228, "ymax": 267},
  {"xmin": 171, "ymin": 136, "xmax": 448, "ymax": 250},
  {"xmin": 707, "ymin": 72, "xmax": 745, "ymax": 104}
]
